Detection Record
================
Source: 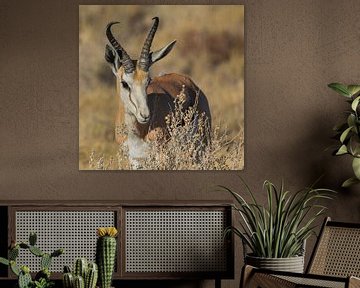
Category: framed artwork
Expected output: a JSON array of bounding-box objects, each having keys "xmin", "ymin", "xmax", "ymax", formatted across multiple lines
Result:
[{"xmin": 79, "ymin": 5, "xmax": 244, "ymax": 170}]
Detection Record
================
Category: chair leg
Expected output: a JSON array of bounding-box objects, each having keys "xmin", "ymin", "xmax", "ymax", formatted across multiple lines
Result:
[{"xmin": 215, "ymin": 278, "xmax": 221, "ymax": 288}]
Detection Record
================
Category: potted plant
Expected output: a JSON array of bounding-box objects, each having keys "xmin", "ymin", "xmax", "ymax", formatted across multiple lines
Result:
[
  {"xmin": 221, "ymin": 179, "xmax": 334, "ymax": 273},
  {"xmin": 0, "ymin": 232, "xmax": 63, "ymax": 288},
  {"xmin": 62, "ymin": 258, "xmax": 98, "ymax": 288},
  {"xmin": 328, "ymin": 83, "xmax": 360, "ymax": 187},
  {"xmin": 61, "ymin": 227, "xmax": 117, "ymax": 288},
  {"xmin": 96, "ymin": 227, "xmax": 117, "ymax": 288}
]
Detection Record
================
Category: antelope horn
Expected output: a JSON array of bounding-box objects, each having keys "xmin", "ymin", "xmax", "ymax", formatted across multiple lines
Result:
[
  {"xmin": 138, "ymin": 17, "xmax": 159, "ymax": 71},
  {"xmin": 106, "ymin": 22, "xmax": 135, "ymax": 73}
]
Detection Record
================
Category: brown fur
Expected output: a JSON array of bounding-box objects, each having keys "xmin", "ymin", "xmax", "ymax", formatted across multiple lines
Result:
[
  {"xmin": 115, "ymin": 70, "xmax": 211, "ymax": 144},
  {"xmin": 134, "ymin": 69, "xmax": 148, "ymax": 82},
  {"xmin": 145, "ymin": 73, "xmax": 210, "ymax": 140}
]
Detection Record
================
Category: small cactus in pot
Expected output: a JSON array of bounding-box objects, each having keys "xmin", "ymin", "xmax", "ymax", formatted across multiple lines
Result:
[
  {"xmin": 96, "ymin": 227, "xmax": 118, "ymax": 288},
  {"xmin": 62, "ymin": 259, "xmax": 98, "ymax": 288}
]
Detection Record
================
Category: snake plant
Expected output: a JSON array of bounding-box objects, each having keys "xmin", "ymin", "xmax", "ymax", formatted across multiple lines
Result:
[{"xmin": 222, "ymin": 178, "xmax": 335, "ymax": 258}]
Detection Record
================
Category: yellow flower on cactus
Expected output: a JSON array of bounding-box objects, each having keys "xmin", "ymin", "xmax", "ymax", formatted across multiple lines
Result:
[
  {"xmin": 107, "ymin": 227, "xmax": 118, "ymax": 237},
  {"xmin": 97, "ymin": 227, "xmax": 118, "ymax": 237},
  {"xmin": 97, "ymin": 227, "xmax": 107, "ymax": 237}
]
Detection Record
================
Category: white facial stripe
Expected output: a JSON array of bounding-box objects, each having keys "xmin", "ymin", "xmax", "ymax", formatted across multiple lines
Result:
[
  {"xmin": 122, "ymin": 75, "xmax": 138, "ymax": 108},
  {"xmin": 128, "ymin": 90, "xmax": 137, "ymax": 112},
  {"xmin": 119, "ymin": 71, "xmax": 150, "ymax": 123}
]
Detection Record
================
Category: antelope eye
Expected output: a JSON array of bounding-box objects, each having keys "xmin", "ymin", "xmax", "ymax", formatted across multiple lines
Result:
[{"xmin": 121, "ymin": 81, "xmax": 130, "ymax": 90}]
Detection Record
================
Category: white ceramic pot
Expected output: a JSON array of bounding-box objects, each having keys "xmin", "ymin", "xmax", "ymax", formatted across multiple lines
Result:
[{"xmin": 245, "ymin": 254, "xmax": 305, "ymax": 273}]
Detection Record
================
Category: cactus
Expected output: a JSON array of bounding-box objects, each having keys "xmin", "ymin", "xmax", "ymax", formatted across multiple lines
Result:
[
  {"xmin": 10, "ymin": 260, "xmax": 20, "ymax": 276},
  {"xmin": 62, "ymin": 260, "xmax": 98, "ymax": 288},
  {"xmin": 21, "ymin": 265, "xmax": 30, "ymax": 274},
  {"xmin": 9, "ymin": 246, "xmax": 19, "ymax": 260},
  {"xmin": 74, "ymin": 275, "xmax": 85, "ymax": 288},
  {"xmin": 96, "ymin": 227, "xmax": 118, "ymax": 288},
  {"xmin": 51, "ymin": 248, "xmax": 64, "ymax": 257},
  {"xmin": 41, "ymin": 253, "xmax": 52, "ymax": 270},
  {"xmin": 85, "ymin": 262, "xmax": 98, "ymax": 288},
  {"xmin": 74, "ymin": 258, "xmax": 88, "ymax": 279},
  {"xmin": 19, "ymin": 272, "xmax": 32, "ymax": 288},
  {"xmin": 19, "ymin": 243, "xmax": 30, "ymax": 249},
  {"xmin": 29, "ymin": 232, "xmax": 37, "ymax": 246},
  {"xmin": 0, "ymin": 232, "xmax": 63, "ymax": 288},
  {"xmin": 29, "ymin": 245, "xmax": 44, "ymax": 257},
  {"xmin": 0, "ymin": 257, "xmax": 9, "ymax": 266},
  {"xmin": 62, "ymin": 265, "xmax": 74, "ymax": 288},
  {"xmin": 63, "ymin": 271, "xmax": 74, "ymax": 288},
  {"xmin": 64, "ymin": 265, "xmax": 72, "ymax": 273},
  {"xmin": 18, "ymin": 267, "xmax": 32, "ymax": 288}
]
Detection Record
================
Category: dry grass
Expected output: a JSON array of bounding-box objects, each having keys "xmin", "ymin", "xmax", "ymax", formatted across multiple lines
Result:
[
  {"xmin": 79, "ymin": 5, "xmax": 244, "ymax": 170},
  {"xmin": 89, "ymin": 87, "xmax": 244, "ymax": 170}
]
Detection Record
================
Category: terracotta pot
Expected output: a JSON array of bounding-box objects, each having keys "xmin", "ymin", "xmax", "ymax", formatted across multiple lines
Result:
[{"xmin": 245, "ymin": 254, "xmax": 304, "ymax": 273}]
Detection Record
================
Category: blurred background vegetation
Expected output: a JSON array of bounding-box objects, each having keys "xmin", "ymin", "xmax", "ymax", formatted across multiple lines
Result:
[{"xmin": 79, "ymin": 5, "xmax": 244, "ymax": 169}]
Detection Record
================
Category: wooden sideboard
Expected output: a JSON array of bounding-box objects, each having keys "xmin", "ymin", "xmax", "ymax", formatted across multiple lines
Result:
[{"xmin": 0, "ymin": 201, "xmax": 234, "ymax": 288}]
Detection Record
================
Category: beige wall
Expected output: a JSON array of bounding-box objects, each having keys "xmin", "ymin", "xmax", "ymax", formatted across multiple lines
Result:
[{"xmin": 1, "ymin": 0, "xmax": 360, "ymax": 287}]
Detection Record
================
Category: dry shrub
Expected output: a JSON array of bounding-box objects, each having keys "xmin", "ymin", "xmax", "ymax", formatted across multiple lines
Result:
[{"xmin": 89, "ymin": 87, "xmax": 243, "ymax": 170}]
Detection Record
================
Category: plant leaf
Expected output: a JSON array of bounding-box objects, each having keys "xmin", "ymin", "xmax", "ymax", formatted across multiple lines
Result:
[
  {"xmin": 328, "ymin": 83, "xmax": 351, "ymax": 97},
  {"xmin": 342, "ymin": 177, "xmax": 360, "ymax": 187},
  {"xmin": 349, "ymin": 135, "xmax": 360, "ymax": 157},
  {"xmin": 347, "ymin": 114, "xmax": 356, "ymax": 129},
  {"xmin": 352, "ymin": 157, "xmax": 360, "ymax": 179},
  {"xmin": 336, "ymin": 145, "xmax": 348, "ymax": 155},
  {"xmin": 223, "ymin": 180, "xmax": 335, "ymax": 258},
  {"xmin": 348, "ymin": 85, "xmax": 360, "ymax": 97},
  {"xmin": 351, "ymin": 96, "xmax": 360, "ymax": 111},
  {"xmin": 340, "ymin": 126, "xmax": 353, "ymax": 143}
]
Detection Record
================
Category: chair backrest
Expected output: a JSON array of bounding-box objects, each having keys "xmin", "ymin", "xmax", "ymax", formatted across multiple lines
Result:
[{"xmin": 307, "ymin": 217, "xmax": 360, "ymax": 277}]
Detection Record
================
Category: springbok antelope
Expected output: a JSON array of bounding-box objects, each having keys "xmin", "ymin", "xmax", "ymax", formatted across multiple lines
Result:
[{"xmin": 105, "ymin": 17, "xmax": 211, "ymax": 168}]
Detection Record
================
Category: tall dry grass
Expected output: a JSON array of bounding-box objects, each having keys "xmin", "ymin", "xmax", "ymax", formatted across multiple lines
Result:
[
  {"xmin": 89, "ymin": 87, "xmax": 243, "ymax": 170},
  {"xmin": 79, "ymin": 5, "xmax": 244, "ymax": 170}
]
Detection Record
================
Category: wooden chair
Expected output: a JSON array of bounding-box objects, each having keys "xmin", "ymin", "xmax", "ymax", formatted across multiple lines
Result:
[{"xmin": 241, "ymin": 217, "xmax": 360, "ymax": 288}]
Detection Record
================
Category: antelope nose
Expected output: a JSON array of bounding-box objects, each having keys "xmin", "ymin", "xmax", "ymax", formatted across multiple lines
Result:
[{"xmin": 140, "ymin": 112, "xmax": 150, "ymax": 121}]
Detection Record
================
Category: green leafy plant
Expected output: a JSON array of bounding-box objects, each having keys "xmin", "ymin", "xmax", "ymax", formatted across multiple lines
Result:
[
  {"xmin": 329, "ymin": 83, "xmax": 360, "ymax": 187},
  {"xmin": 0, "ymin": 232, "xmax": 63, "ymax": 288},
  {"xmin": 222, "ymin": 179, "xmax": 334, "ymax": 258},
  {"xmin": 32, "ymin": 278, "xmax": 54, "ymax": 288}
]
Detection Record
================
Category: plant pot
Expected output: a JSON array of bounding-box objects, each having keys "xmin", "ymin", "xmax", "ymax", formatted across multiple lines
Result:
[{"xmin": 245, "ymin": 254, "xmax": 304, "ymax": 273}]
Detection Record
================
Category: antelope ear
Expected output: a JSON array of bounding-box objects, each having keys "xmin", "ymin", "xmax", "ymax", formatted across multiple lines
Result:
[
  {"xmin": 105, "ymin": 44, "xmax": 116, "ymax": 64},
  {"xmin": 105, "ymin": 44, "xmax": 122, "ymax": 73},
  {"xmin": 150, "ymin": 40, "xmax": 176, "ymax": 65}
]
